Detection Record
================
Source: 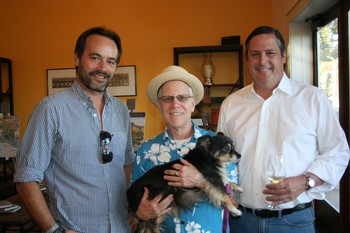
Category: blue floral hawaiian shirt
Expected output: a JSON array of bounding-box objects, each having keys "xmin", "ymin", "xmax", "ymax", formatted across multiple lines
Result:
[{"xmin": 131, "ymin": 123, "xmax": 239, "ymax": 233}]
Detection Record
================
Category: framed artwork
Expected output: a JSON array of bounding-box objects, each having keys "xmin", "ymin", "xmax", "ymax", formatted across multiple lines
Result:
[
  {"xmin": 47, "ymin": 65, "xmax": 137, "ymax": 96},
  {"xmin": 0, "ymin": 115, "xmax": 20, "ymax": 158},
  {"xmin": 47, "ymin": 68, "xmax": 76, "ymax": 96},
  {"xmin": 108, "ymin": 65, "xmax": 137, "ymax": 96},
  {"xmin": 130, "ymin": 112, "xmax": 145, "ymax": 152}
]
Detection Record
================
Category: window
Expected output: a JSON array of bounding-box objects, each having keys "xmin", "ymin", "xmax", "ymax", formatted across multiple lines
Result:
[
  {"xmin": 317, "ymin": 19, "xmax": 339, "ymax": 116},
  {"xmin": 289, "ymin": 0, "xmax": 350, "ymax": 231},
  {"xmin": 316, "ymin": 18, "xmax": 340, "ymax": 212}
]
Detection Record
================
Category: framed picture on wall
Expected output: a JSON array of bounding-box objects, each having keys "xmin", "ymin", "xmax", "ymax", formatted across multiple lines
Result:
[
  {"xmin": 108, "ymin": 65, "xmax": 137, "ymax": 96},
  {"xmin": 47, "ymin": 68, "xmax": 76, "ymax": 96},
  {"xmin": 47, "ymin": 65, "xmax": 137, "ymax": 96},
  {"xmin": 130, "ymin": 112, "xmax": 145, "ymax": 152}
]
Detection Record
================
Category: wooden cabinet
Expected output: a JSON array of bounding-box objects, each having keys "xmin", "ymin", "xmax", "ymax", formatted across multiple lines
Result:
[
  {"xmin": 0, "ymin": 58, "xmax": 13, "ymax": 115},
  {"xmin": 174, "ymin": 45, "xmax": 244, "ymax": 87},
  {"xmin": 173, "ymin": 45, "xmax": 244, "ymax": 130}
]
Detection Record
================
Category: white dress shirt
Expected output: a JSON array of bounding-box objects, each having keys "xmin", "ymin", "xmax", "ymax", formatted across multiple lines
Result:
[{"xmin": 217, "ymin": 73, "xmax": 349, "ymax": 209}]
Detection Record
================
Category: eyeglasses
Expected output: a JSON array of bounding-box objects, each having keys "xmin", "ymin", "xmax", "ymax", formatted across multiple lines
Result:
[
  {"xmin": 100, "ymin": 131, "xmax": 113, "ymax": 164},
  {"xmin": 157, "ymin": 94, "xmax": 194, "ymax": 103}
]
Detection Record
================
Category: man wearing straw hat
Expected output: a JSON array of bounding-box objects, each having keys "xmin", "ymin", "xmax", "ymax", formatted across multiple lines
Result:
[{"xmin": 130, "ymin": 65, "xmax": 238, "ymax": 232}]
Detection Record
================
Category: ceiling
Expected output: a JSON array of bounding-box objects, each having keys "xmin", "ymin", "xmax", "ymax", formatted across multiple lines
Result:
[{"xmin": 292, "ymin": 0, "xmax": 338, "ymax": 23}]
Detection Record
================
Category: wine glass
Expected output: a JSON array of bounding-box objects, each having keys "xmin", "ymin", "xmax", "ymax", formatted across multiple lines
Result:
[{"xmin": 266, "ymin": 153, "xmax": 286, "ymax": 210}]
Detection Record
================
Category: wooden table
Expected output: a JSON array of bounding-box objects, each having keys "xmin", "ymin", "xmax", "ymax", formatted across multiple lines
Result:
[{"xmin": 0, "ymin": 194, "xmax": 38, "ymax": 232}]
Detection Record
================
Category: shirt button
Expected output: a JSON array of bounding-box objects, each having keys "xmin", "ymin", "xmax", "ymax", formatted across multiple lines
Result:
[{"xmin": 93, "ymin": 113, "xmax": 97, "ymax": 117}]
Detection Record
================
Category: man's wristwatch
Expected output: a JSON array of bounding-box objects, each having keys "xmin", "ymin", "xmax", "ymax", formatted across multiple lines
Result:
[
  {"xmin": 304, "ymin": 173, "xmax": 316, "ymax": 190},
  {"xmin": 44, "ymin": 223, "xmax": 66, "ymax": 233}
]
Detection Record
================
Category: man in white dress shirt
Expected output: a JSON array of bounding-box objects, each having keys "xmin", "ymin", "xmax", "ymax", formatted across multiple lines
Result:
[{"xmin": 217, "ymin": 25, "xmax": 349, "ymax": 233}]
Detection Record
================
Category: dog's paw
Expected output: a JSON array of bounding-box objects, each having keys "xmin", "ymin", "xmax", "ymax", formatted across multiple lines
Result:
[
  {"xmin": 230, "ymin": 208, "xmax": 242, "ymax": 217},
  {"xmin": 236, "ymin": 186, "xmax": 243, "ymax": 193},
  {"xmin": 228, "ymin": 181, "xmax": 243, "ymax": 193}
]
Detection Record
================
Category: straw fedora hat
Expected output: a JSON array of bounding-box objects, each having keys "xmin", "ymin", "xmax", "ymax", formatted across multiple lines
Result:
[{"xmin": 147, "ymin": 65, "xmax": 204, "ymax": 105}]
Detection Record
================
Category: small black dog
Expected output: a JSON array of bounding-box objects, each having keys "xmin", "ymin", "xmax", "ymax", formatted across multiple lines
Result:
[{"xmin": 127, "ymin": 133, "xmax": 243, "ymax": 233}]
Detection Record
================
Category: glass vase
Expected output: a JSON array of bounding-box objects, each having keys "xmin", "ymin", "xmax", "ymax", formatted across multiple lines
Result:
[{"xmin": 201, "ymin": 53, "xmax": 216, "ymax": 85}]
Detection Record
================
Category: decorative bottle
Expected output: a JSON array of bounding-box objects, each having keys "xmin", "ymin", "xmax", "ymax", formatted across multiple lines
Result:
[{"xmin": 201, "ymin": 53, "xmax": 215, "ymax": 86}]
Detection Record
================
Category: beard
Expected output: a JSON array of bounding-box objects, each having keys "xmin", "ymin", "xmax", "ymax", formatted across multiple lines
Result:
[{"xmin": 77, "ymin": 68, "xmax": 113, "ymax": 93}]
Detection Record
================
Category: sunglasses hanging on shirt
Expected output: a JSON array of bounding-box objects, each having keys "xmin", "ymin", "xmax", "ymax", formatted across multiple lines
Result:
[{"xmin": 100, "ymin": 131, "xmax": 113, "ymax": 164}]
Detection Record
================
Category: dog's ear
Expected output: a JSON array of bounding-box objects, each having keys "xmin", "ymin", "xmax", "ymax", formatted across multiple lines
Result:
[{"xmin": 197, "ymin": 135, "xmax": 213, "ymax": 147}]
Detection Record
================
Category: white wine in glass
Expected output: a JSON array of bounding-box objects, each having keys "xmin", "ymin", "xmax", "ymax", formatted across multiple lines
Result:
[
  {"xmin": 266, "ymin": 153, "xmax": 286, "ymax": 210},
  {"xmin": 268, "ymin": 175, "xmax": 285, "ymax": 184}
]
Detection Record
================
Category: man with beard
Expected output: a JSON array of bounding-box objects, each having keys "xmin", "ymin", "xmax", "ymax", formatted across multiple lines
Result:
[{"xmin": 14, "ymin": 26, "xmax": 135, "ymax": 233}]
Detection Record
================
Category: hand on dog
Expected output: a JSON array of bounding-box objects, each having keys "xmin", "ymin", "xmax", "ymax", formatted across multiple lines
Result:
[
  {"xmin": 164, "ymin": 158, "xmax": 206, "ymax": 190},
  {"xmin": 135, "ymin": 187, "xmax": 174, "ymax": 220},
  {"xmin": 263, "ymin": 175, "xmax": 308, "ymax": 206}
]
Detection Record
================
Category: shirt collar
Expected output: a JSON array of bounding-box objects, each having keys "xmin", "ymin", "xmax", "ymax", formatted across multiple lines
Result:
[
  {"xmin": 245, "ymin": 72, "xmax": 292, "ymax": 98},
  {"xmin": 275, "ymin": 73, "xmax": 292, "ymax": 95},
  {"xmin": 162, "ymin": 122, "xmax": 203, "ymax": 144},
  {"xmin": 71, "ymin": 80, "xmax": 112, "ymax": 105}
]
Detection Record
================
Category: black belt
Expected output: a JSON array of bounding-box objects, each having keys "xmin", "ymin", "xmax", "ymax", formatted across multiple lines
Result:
[{"xmin": 240, "ymin": 202, "xmax": 312, "ymax": 218}]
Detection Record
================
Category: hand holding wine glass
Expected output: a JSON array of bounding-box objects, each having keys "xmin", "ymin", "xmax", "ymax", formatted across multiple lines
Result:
[{"xmin": 266, "ymin": 153, "xmax": 286, "ymax": 210}]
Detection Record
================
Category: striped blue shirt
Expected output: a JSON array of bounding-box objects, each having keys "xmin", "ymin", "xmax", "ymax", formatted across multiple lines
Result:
[
  {"xmin": 131, "ymin": 124, "xmax": 239, "ymax": 233},
  {"xmin": 14, "ymin": 81, "xmax": 135, "ymax": 232}
]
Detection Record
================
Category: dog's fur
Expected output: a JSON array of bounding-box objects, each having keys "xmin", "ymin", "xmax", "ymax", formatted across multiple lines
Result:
[{"xmin": 127, "ymin": 133, "xmax": 243, "ymax": 233}]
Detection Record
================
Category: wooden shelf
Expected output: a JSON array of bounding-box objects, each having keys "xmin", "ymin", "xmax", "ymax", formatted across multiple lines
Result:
[
  {"xmin": 173, "ymin": 45, "xmax": 244, "ymax": 128},
  {"xmin": 173, "ymin": 45, "xmax": 244, "ymax": 89}
]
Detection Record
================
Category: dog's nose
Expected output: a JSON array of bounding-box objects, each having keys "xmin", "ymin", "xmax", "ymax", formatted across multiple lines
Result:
[{"xmin": 233, "ymin": 150, "xmax": 241, "ymax": 158}]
